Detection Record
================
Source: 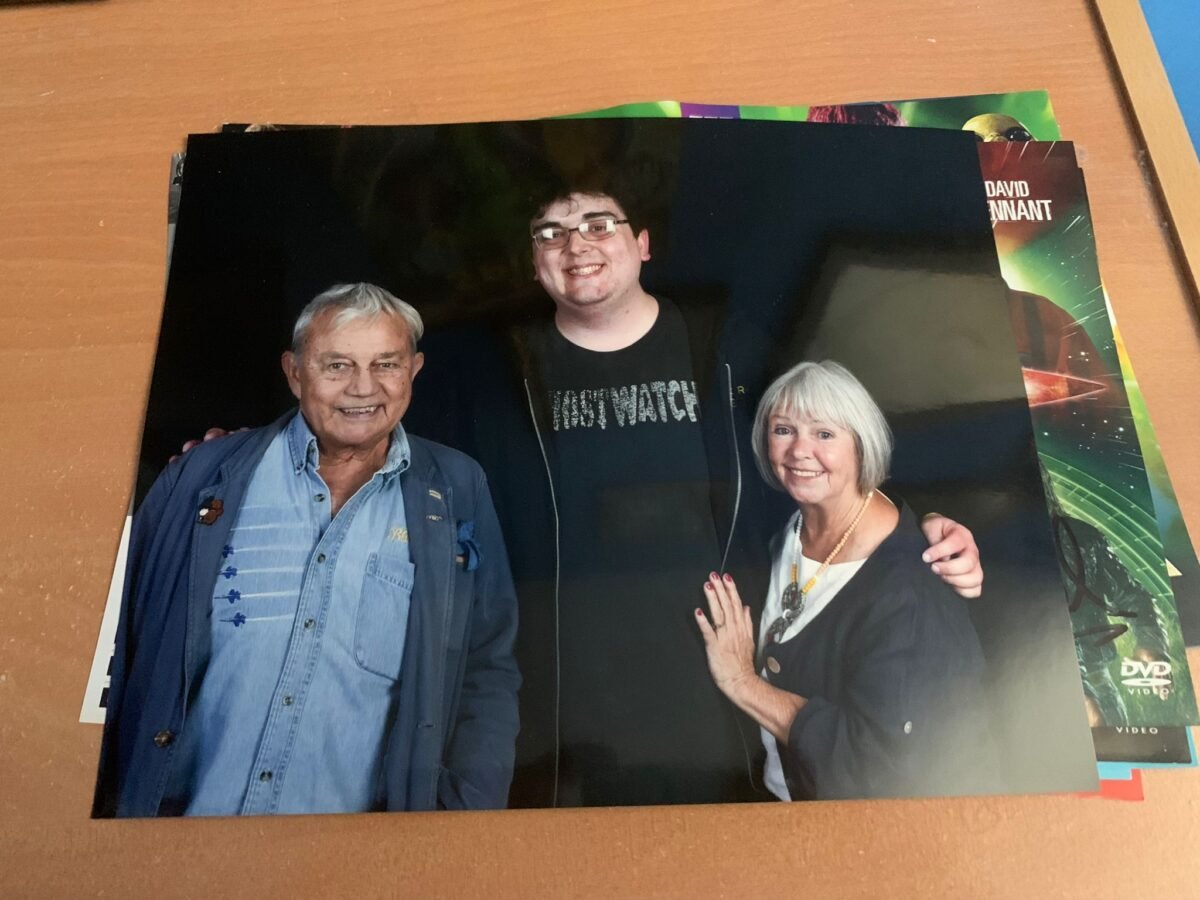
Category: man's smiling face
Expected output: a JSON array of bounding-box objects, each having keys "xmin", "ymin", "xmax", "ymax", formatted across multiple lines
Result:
[
  {"xmin": 530, "ymin": 192, "xmax": 650, "ymax": 316},
  {"xmin": 282, "ymin": 309, "xmax": 424, "ymax": 457}
]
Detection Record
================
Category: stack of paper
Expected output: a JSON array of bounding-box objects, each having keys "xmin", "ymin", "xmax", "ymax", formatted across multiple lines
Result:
[{"xmin": 85, "ymin": 93, "xmax": 1197, "ymax": 816}]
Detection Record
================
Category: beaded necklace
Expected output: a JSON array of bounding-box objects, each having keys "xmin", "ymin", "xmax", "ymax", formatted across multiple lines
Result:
[{"xmin": 764, "ymin": 490, "xmax": 874, "ymax": 645}]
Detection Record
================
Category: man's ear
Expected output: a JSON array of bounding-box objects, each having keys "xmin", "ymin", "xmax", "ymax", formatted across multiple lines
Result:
[
  {"xmin": 281, "ymin": 351, "xmax": 303, "ymax": 401},
  {"xmin": 411, "ymin": 351, "xmax": 425, "ymax": 380},
  {"xmin": 637, "ymin": 228, "xmax": 651, "ymax": 261}
]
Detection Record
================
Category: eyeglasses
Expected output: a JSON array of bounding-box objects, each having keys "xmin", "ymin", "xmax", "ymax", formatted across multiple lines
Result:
[{"xmin": 530, "ymin": 216, "xmax": 630, "ymax": 250}]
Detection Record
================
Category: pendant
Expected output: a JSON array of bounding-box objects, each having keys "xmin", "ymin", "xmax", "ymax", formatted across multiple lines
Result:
[
  {"xmin": 782, "ymin": 581, "xmax": 803, "ymax": 613},
  {"xmin": 766, "ymin": 618, "xmax": 787, "ymax": 645}
]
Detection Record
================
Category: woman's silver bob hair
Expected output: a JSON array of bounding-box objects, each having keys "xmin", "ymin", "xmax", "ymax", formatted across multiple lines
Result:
[
  {"xmin": 751, "ymin": 360, "xmax": 893, "ymax": 496},
  {"xmin": 291, "ymin": 283, "xmax": 425, "ymax": 356}
]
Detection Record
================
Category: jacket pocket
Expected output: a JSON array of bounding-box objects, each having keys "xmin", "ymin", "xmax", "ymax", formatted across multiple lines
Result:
[{"xmin": 354, "ymin": 553, "xmax": 415, "ymax": 680}]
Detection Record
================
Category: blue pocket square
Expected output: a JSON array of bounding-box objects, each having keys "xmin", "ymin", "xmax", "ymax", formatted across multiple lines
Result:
[{"xmin": 455, "ymin": 520, "xmax": 481, "ymax": 571}]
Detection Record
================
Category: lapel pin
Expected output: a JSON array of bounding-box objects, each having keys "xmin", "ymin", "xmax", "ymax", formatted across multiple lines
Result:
[{"xmin": 198, "ymin": 498, "xmax": 224, "ymax": 525}]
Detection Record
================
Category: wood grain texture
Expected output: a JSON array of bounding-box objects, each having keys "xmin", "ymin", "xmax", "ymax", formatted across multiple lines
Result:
[
  {"xmin": 1092, "ymin": 0, "xmax": 1200, "ymax": 303},
  {"xmin": 2, "ymin": 0, "xmax": 1199, "ymax": 896}
]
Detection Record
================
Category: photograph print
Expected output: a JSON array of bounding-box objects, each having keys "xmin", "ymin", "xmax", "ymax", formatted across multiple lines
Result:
[{"xmin": 94, "ymin": 117, "xmax": 1098, "ymax": 818}]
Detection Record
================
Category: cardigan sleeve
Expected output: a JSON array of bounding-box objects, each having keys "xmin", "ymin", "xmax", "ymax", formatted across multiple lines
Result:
[{"xmin": 780, "ymin": 573, "xmax": 980, "ymax": 799}]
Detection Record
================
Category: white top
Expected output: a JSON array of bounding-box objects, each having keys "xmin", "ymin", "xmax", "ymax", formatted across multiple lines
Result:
[{"xmin": 759, "ymin": 508, "xmax": 866, "ymax": 801}]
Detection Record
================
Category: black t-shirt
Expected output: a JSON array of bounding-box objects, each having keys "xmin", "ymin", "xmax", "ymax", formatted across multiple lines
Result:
[{"xmin": 530, "ymin": 299, "xmax": 752, "ymax": 806}]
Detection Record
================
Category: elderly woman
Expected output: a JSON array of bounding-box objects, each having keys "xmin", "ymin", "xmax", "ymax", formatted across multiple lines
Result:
[{"xmin": 695, "ymin": 360, "xmax": 994, "ymax": 800}]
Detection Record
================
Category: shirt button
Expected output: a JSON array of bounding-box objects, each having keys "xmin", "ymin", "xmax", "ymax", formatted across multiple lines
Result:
[
  {"xmin": 259, "ymin": 770, "xmax": 273, "ymax": 782},
  {"xmin": 903, "ymin": 721, "xmax": 913, "ymax": 734},
  {"xmin": 304, "ymin": 618, "xmax": 316, "ymax": 630},
  {"xmin": 316, "ymin": 553, "xmax": 326, "ymax": 563},
  {"xmin": 152, "ymin": 729, "xmax": 174, "ymax": 748},
  {"xmin": 314, "ymin": 493, "xmax": 326, "ymax": 502},
  {"xmin": 766, "ymin": 657, "xmax": 781, "ymax": 674},
  {"xmin": 282, "ymin": 695, "xmax": 294, "ymax": 706}
]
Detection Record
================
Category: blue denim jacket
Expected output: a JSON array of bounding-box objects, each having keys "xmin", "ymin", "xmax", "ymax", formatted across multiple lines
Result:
[
  {"xmin": 94, "ymin": 412, "xmax": 520, "ymax": 817},
  {"xmin": 180, "ymin": 414, "xmax": 416, "ymax": 815}
]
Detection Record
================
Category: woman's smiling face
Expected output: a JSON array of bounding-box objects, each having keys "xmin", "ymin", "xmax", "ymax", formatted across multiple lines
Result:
[{"xmin": 766, "ymin": 412, "xmax": 862, "ymax": 508}]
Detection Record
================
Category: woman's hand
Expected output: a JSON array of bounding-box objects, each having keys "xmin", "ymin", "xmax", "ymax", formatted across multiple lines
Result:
[
  {"xmin": 695, "ymin": 572, "xmax": 759, "ymax": 702},
  {"xmin": 696, "ymin": 572, "xmax": 808, "ymax": 743}
]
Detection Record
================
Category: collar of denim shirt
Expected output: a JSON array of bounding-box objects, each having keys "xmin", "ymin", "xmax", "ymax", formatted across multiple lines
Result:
[{"xmin": 285, "ymin": 411, "xmax": 412, "ymax": 481}]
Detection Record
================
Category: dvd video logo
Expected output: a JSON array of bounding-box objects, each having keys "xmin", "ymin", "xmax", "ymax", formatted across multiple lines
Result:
[{"xmin": 1120, "ymin": 659, "xmax": 1172, "ymax": 689}]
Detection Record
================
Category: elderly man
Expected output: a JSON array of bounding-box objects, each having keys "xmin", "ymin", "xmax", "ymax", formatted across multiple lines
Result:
[
  {"xmin": 408, "ymin": 184, "xmax": 985, "ymax": 808},
  {"xmin": 94, "ymin": 283, "xmax": 519, "ymax": 817}
]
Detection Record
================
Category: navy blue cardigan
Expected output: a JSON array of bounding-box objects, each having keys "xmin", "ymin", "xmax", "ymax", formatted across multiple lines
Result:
[{"xmin": 764, "ymin": 504, "xmax": 999, "ymax": 800}]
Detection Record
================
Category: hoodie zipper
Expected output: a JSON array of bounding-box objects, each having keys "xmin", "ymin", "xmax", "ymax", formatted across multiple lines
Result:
[
  {"xmin": 719, "ymin": 362, "xmax": 743, "ymax": 573},
  {"xmin": 523, "ymin": 378, "xmax": 562, "ymax": 808},
  {"xmin": 719, "ymin": 360, "xmax": 760, "ymax": 793}
]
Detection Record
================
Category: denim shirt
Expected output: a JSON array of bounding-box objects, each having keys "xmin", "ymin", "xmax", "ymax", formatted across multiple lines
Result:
[{"xmin": 179, "ymin": 414, "xmax": 414, "ymax": 815}]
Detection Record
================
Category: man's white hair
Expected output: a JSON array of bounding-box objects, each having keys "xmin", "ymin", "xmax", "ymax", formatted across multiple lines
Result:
[{"xmin": 291, "ymin": 283, "xmax": 424, "ymax": 356}]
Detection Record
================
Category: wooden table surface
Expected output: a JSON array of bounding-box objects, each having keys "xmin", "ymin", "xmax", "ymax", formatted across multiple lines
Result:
[{"xmin": 2, "ymin": 0, "xmax": 1199, "ymax": 896}]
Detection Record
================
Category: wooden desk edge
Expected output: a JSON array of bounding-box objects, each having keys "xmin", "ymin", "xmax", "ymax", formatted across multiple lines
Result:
[{"xmin": 1091, "ymin": 0, "xmax": 1200, "ymax": 307}]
